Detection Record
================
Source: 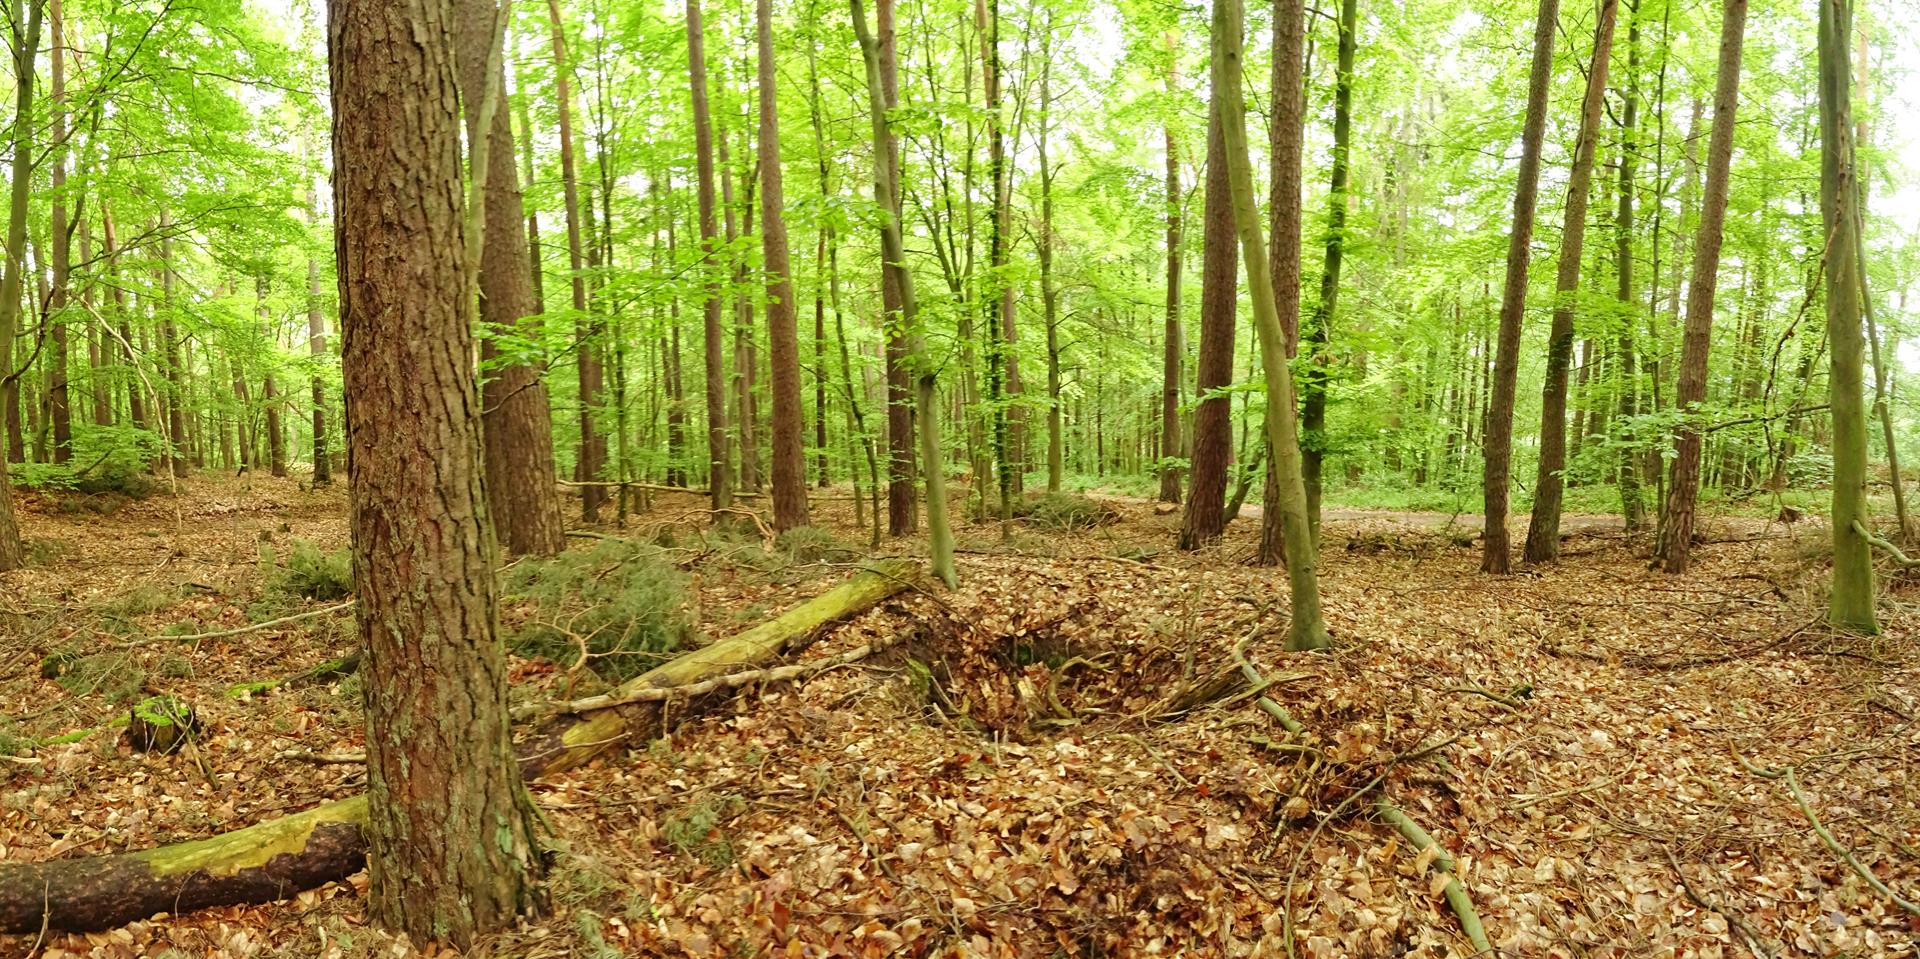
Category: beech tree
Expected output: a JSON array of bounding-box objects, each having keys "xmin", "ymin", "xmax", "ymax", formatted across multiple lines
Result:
[{"xmin": 1819, "ymin": 0, "xmax": 1872, "ymax": 632}]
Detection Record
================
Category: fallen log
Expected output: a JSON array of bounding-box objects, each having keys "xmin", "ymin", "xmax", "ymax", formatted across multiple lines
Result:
[
  {"xmin": 516, "ymin": 557, "xmax": 920, "ymax": 778},
  {"xmin": 0, "ymin": 559, "xmax": 922, "ymax": 934}
]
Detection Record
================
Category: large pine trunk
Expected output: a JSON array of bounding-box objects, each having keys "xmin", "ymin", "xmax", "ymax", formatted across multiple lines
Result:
[
  {"xmin": 1657, "ymin": 0, "xmax": 1747, "ymax": 574},
  {"xmin": 1524, "ymin": 0, "xmax": 1619, "ymax": 563},
  {"xmin": 1255, "ymin": 0, "xmax": 1307, "ymax": 566},
  {"xmin": 331, "ymin": 0, "xmax": 543, "ymax": 944},
  {"xmin": 1480, "ymin": 0, "xmax": 1559, "ymax": 573}
]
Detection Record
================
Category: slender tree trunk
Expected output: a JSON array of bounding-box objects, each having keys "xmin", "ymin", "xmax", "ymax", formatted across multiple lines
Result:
[
  {"xmin": 852, "ymin": 0, "xmax": 954, "ymax": 586},
  {"xmin": 1525, "ymin": 0, "xmax": 1619, "ymax": 562},
  {"xmin": 104, "ymin": 205, "xmax": 144, "ymax": 434},
  {"xmin": 878, "ymin": 0, "xmax": 915, "ymax": 535},
  {"xmin": 1480, "ymin": 0, "xmax": 1559, "ymax": 573},
  {"xmin": 460, "ymin": 0, "xmax": 564, "ymax": 555},
  {"xmin": 1216, "ymin": 0, "xmax": 1328, "ymax": 650},
  {"xmin": 46, "ymin": 0, "xmax": 70, "ymax": 464},
  {"xmin": 1657, "ymin": 0, "xmax": 1747, "ymax": 574},
  {"xmin": 756, "ymin": 0, "xmax": 809, "ymax": 531},
  {"xmin": 329, "ymin": 0, "xmax": 543, "ymax": 944},
  {"xmin": 1300, "ymin": 0, "xmax": 1357, "ymax": 536},
  {"xmin": 0, "ymin": 0, "xmax": 40, "ymax": 570},
  {"xmin": 159, "ymin": 215, "xmax": 188, "ymax": 476},
  {"xmin": 686, "ymin": 0, "xmax": 733, "ymax": 515},
  {"xmin": 307, "ymin": 219, "xmax": 331, "ymax": 487},
  {"xmin": 1157, "ymin": 53, "xmax": 1183, "ymax": 505},
  {"xmin": 977, "ymin": 0, "xmax": 1013, "ymax": 529},
  {"xmin": 1820, "ymin": 0, "xmax": 1873, "ymax": 631},
  {"xmin": 1614, "ymin": 5, "xmax": 1646, "ymax": 529},
  {"xmin": 81, "ymin": 219, "xmax": 106, "ymax": 428},
  {"xmin": 546, "ymin": 0, "xmax": 603, "ymax": 522},
  {"xmin": 1036, "ymin": 33, "xmax": 1064, "ymax": 494},
  {"xmin": 1180, "ymin": 105, "xmax": 1236, "ymax": 551}
]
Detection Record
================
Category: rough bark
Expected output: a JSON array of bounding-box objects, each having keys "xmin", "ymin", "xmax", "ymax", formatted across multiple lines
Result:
[
  {"xmin": 460, "ymin": 0, "xmax": 564, "ymax": 556},
  {"xmin": 1257, "ymin": 0, "xmax": 1308, "ymax": 565},
  {"xmin": 0, "ymin": 561, "xmax": 922, "ymax": 934},
  {"xmin": 1480, "ymin": 0, "xmax": 1559, "ymax": 573},
  {"xmin": 1179, "ymin": 69, "xmax": 1238, "ymax": 551},
  {"xmin": 1656, "ymin": 0, "xmax": 1746, "ymax": 574},
  {"xmin": 1524, "ymin": 0, "xmax": 1618, "ymax": 562},
  {"xmin": 1215, "ymin": 0, "xmax": 1328, "ymax": 650},
  {"xmin": 1819, "ymin": 0, "xmax": 1873, "ymax": 631},
  {"xmin": 331, "ymin": 0, "xmax": 543, "ymax": 943},
  {"xmin": 756, "ymin": 0, "xmax": 810, "ymax": 532}
]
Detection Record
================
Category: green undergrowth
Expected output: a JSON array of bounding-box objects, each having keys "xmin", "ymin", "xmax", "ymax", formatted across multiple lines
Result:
[
  {"xmin": 260, "ymin": 538, "xmax": 354, "ymax": 601},
  {"xmin": 1014, "ymin": 492, "xmax": 1121, "ymax": 532},
  {"xmin": 502, "ymin": 538, "xmax": 690, "ymax": 683}
]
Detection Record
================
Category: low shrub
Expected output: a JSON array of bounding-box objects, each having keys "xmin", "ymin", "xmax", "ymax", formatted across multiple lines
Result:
[
  {"xmin": 501, "ymin": 538, "xmax": 690, "ymax": 683},
  {"xmin": 262, "ymin": 538, "xmax": 354, "ymax": 601},
  {"xmin": 1013, "ymin": 492, "xmax": 1120, "ymax": 532}
]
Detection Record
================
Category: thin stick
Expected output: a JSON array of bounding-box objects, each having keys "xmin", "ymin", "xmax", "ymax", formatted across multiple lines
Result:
[
  {"xmin": 1783, "ymin": 767, "xmax": 1920, "ymax": 917},
  {"xmin": 1375, "ymin": 802, "xmax": 1494, "ymax": 955},
  {"xmin": 166, "ymin": 601, "xmax": 354, "ymax": 644}
]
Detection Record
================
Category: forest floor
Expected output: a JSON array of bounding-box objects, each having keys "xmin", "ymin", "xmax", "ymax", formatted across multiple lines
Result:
[{"xmin": 2, "ymin": 474, "xmax": 1918, "ymax": 959}]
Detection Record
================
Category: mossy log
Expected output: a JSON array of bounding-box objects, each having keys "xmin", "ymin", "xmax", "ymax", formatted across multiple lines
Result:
[
  {"xmin": 0, "ymin": 560, "xmax": 921, "ymax": 934},
  {"xmin": 517, "ymin": 557, "xmax": 920, "ymax": 778}
]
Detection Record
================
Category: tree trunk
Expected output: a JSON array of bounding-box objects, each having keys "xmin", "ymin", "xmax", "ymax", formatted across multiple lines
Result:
[
  {"xmin": 1179, "ymin": 63, "xmax": 1238, "ymax": 551},
  {"xmin": 1157, "ymin": 54, "xmax": 1183, "ymax": 505},
  {"xmin": 756, "ymin": 0, "xmax": 810, "ymax": 532},
  {"xmin": 1039, "ymin": 33, "xmax": 1064, "ymax": 494},
  {"xmin": 1613, "ymin": 6, "xmax": 1645, "ymax": 529},
  {"xmin": 1819, "ymin": 0, "xmax": 1873, "ymax": 631},
  {"xmin": 46, "ymin": 0, "xmax": 70, "ymax": 464},
  {"xmin": 853, "ymin": 0, "xmax": 955, "ymax": 586},
  {"xmin": 1258, "ymin": 0, "xmax": 1307, "ymax": 564},
  {"xmin": 1657, "ymin": 0, "xmax": 1746, "ymax": 574},
  {"xmin": 306, "ymin": 219, "xmax": 331, "ymax": 487},
  {"xmin": 1480, "ymin": 0, "xmax": 1559, "ymax": 574},
  {"xmin": 1215, "ymin": 0, "xmax": 1328, "ymax": 651},
  {"xmin": 459, "ymin": 0, "xmax": 564, "ymax": 555},
  {"xmin": 1524, "ymin": 0, "xmax": 1619, "ymax": 562},
  {"xmin": 546, "ymin": 0, "xmax": 604, "ymax": 522},
  {"xmin": 1301, "ymin": 0, "xmax": 1357, "ymax": 537},
  {"xmin": 977, "ymin": 0, "xmax": 1013, "ymax": 528},
  {"xmin": 877, "ymin": 0, "xmax": 915, "ymax": 536},
  {"xmin": 330, "ymin": 0, "xmax": 543, "ymax": 946},
  {"xmin": 685, "ymin": 0, "xmax": 733, "ymax": 515},
  {"xmin": 0, "ymin": 0, "xmax": 41, "ymax": 571}
]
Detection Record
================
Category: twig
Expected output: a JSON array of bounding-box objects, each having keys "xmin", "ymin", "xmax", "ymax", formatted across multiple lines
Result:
[
  {"xmin": 1444, "ymin": 685, "xmax": 1524, "ymax": 713},
  {"xmin": 277, "ymin": 748, "xmax": 368, "ymax": 764},
  {"xmin": 164, "ymin": 602, "xmax": 355, "ymax": 645},
  {"xmin": 1782, "ymin": 767, "xmax": 1920, "ymax": 917},
  {"xmin": 1230, "ymin": 623, "xmax": 1307, "ymax": 736},
  {"xmin": 1661, "ymin": 844, "xmax": 1778, "ymax": 958},
  {"xmin": 1374, "ymin": 802, "xmax": 1493, "ymax": 956}
]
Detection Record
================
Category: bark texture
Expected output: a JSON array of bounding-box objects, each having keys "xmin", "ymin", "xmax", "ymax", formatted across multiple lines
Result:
[
  {"xmin": 1179, "ymin": 88, "xmax": 1237, "ymax": 550},
  {"xmin": 686, "ymin": 0, "xmax": 733, "ymax": 514},
  {"xmin": 330, "ymin": 0, "xmax": 543, "ymax": 943},
  {"xmin": 458, "ymin": 0, "xmax": 564, "ymax": 557}
]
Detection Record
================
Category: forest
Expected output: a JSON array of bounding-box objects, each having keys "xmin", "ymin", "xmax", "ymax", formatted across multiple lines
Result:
[{"xmin": 0, "ymin": 0, "xmax": 1916, "ymax": 951}]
